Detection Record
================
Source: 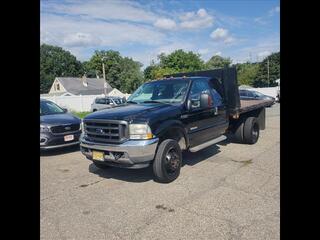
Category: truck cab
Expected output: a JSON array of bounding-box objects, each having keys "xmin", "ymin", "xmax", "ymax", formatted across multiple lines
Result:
[{"xmin": 80, "ymin": 68, "xmax": 271, "ymax": 183}]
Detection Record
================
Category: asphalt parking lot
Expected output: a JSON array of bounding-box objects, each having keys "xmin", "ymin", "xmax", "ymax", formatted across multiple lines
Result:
[{"xmin": 41, "ymin": 103, "xmax": 280, "ymax": 240}]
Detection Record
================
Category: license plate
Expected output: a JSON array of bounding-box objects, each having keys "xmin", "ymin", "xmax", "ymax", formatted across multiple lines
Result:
[
  {"xmin": 64, "ymin": 134, "xmax": 74, "ymax": 142},
  {"xmin": 92, "ymin": 151, "xmax": 104, "ymax": 161}
]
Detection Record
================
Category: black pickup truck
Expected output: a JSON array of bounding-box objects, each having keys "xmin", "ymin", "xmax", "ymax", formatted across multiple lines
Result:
[{"xmin": 80, "ymin": 67, "xmax": 273, "ymax": 183}]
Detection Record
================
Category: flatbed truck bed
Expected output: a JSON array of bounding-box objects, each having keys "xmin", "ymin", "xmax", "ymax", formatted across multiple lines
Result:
[{"xmin": 239, "ymin": 99, "xmax": 274, "ymax": 114}]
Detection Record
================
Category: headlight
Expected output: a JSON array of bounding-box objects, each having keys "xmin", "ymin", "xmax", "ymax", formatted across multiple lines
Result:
[
  {"xmin": 40, "ymin": 125, "xmax": 50, "ymax": 133},
  {"xmin": 129, "ymin": 124, "xmax": 153, "ymax": 140}
]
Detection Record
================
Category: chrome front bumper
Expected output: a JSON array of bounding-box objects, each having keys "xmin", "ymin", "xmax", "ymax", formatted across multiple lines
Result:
[{"xmin": 80, "ymin": 137, "xmax": 159, "ymax": 168}]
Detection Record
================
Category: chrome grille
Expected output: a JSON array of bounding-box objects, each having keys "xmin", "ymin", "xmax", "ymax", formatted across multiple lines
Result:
[{"xmin": 84, "ymin": 119, "xmax": 128, "ymax": 143}]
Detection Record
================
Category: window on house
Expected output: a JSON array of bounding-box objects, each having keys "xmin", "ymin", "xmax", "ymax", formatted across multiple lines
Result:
[{"xmin": 56, "ymin": 83, "xmax": 60, "ymax": 91}]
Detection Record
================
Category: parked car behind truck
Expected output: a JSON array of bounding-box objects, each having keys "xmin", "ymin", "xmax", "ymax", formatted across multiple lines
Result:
[
  {"xmin": 91, "ymin": 96, "xmax": 125, "ymax": 112},
  {"xmin": 80, "ymin": 68, "xmax": 273, "ymax": 183}
]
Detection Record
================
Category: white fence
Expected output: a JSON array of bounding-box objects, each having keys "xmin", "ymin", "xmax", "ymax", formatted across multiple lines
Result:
[{"xmin": 41, "ymin": 94, "xmax": 105, "ymax": 112}]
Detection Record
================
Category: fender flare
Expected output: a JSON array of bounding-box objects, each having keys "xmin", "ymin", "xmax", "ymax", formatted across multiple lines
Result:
[{"xmin": 153, "ymin": 120, "xmax": 189, "ymax": 149}]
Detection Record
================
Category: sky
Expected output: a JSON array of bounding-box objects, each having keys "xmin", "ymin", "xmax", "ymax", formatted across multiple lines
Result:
[{"xmin": 40, "ymin": 0, "xmax": 280, "ymax": 68}]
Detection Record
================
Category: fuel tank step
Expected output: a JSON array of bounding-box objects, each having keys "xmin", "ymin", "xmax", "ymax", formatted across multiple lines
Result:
[{"xmin": 189, "ymin": 135, "xmax": 227, "ymax": 152}]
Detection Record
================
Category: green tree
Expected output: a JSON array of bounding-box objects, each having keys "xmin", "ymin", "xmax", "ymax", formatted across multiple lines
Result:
[
  {"xmin": 119, "ymin": 57, "xmax": 144, "ymax": 93},
  {"xmin": 158, "ymin": 49, "xmax": 205, "ymax": 72},
  {"xmin": 40, "ymin": 44, "xmax": 83, "ymax": 93},
  {"xmin": 236, "ymin": 62, "xmax": 259, "ymax": 86},
  {"xmin": 253, "ymin": 52, "xmax": 280, "ymax": 87},
  {"xmin": 143, "ymin": 60, "xmax": 158, "ymax": 80},
  {"xmin": 205, "ymin": 55, "xmax": 232, "ymax": 69},
  {"xmin": 143, "ymin": 49, "xmax": 205, "ymax": 79},
  {"xmin": 84, "ymin": 50, "xmax": 144, "ymax": 93}
]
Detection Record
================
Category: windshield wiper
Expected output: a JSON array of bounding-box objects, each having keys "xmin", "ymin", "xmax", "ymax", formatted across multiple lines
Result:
[
  {"xmin": 141, "ymin": 100, "xmax": 166, "ymax": 104},
  {"xmin": 127, "ymin": 100, "xmax": 137, "ymax": 104}
]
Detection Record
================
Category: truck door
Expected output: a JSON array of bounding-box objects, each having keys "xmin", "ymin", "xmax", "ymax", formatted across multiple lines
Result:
[{"xmin": 183, "ymin": 79, "xmax": 228, "ymax": 147}]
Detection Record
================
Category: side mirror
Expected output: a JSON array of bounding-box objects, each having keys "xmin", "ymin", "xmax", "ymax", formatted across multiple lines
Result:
[
  {"xmin": 62, "ymin": 108, "xmax": 68, "ymax": 113},
  {"xmin": 200, "ymin": 93, "xmax": 211, "ymax": 108},
  {"xmin": 187, "ymin": 93, "xmax": 212, "ymax": 110}
]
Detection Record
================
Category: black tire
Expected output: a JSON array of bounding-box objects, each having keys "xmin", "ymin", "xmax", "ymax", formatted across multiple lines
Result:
[
  {"xmin": 232, "ymin": 120, "xmax": 244, "ymax": 143},
  {"xmin": 92, "ymin": 160, "xmax": 110, "ymax": 169},
  {"xmin": 153, "ymin": 139, "xmax": 182, "ymax": 183},
  {"xmin": 243, "ymin": 117, "xmax": 260, "ymax": 144}
]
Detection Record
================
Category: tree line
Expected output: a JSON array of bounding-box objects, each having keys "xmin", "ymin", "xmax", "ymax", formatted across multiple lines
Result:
[{"xmin": 40, "ymin": 44, "xmax": 280, "ymax": 94}]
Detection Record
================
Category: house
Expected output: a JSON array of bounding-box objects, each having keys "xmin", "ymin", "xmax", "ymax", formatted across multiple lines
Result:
[
  {"xmin": 108, "ymin": 88, "xmax": 131, "ymax": 99},
  {"xmin": 45, "ymin": 76, "xmax": 113, "ymax": 96}
]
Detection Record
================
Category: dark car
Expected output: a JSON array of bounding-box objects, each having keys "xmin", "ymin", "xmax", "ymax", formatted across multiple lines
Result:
[
  {"xmin": 40, "ymin": 99, "xmax": 82, "ymax": 150},
  {"xmin": 239, "ymin": 89, "xmax": 275, "ymax": 101}
]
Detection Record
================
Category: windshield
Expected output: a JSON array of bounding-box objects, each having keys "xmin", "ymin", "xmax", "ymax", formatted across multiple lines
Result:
[
  {"xmin": 253, "ymin": 91, "xmax": 264, "ymax": 97},
  {"xmin": 40, "ymin": 101, "xmax": 65, "ymax": 115},
  {"xmin": 113, "ymin": 98, "xmax": 123, "ymax": 104},
  {"xmin": 127, "ymin": 79, "xmax": 190, "ymax": 104}
]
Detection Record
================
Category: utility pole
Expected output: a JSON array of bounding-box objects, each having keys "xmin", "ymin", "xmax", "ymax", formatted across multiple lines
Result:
[
  {"xmin": 102, "ymin": 57, "xmax": 107, "ymax": 96},
  {"xmin": 267, "ymin": 57, "xmax": 270, "ymax": 87}
]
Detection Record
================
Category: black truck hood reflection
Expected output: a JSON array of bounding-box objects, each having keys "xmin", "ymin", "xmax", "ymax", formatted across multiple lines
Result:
[
  {"xmin": 40, "ymin": 113, "xmax": 81, "ymax": 125},
  {"xmin": 84, "ymin": 103, "xmax": 182, "ymax": 123}
]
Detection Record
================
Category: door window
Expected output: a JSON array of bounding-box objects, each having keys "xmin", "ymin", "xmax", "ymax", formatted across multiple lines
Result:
[
  {"xmin": 247, "ymin": 91, "xmax": 254, "ymax": 98},
  {"xmin": 188, "ymin": 80, "xmax": 211, "ymax": 109}
]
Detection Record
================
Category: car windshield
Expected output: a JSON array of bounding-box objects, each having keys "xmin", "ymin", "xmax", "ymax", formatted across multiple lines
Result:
[
  {"xmin": 40, "ymin": 101, "xmax": 65, "ymax": 115},
  {"xmin": 127, "ymin": 79, "xmax": 190, "ymax": 104},
  {"xmin": 253, "ymin": 91, "xmax": 264, "ymax": 97},
  {"xmin": 113, "ymin": 98, "xmax": 122, "ymax": 104}
]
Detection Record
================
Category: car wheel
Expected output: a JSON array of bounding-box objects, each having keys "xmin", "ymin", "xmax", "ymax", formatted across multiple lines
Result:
[
  {"xmin": 232, "ymin": 119, "xmax": 244, "ymax": 143},
  {"xmin": 243, "ymin": 117, "xmax": 260, "ymax": 144},
  {"xmin": 153, "ymin": 139, "xmax": 182, "ymax": 183}
]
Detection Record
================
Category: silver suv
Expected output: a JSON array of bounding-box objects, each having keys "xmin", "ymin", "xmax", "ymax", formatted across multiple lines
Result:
[{"xmin": 91, "ymin": 97, "xmax": 125, "ymax": 112}]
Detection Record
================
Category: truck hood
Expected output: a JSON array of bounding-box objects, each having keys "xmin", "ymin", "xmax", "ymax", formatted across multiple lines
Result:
[
  {"xmin": 84, "ymin": 103, "xmax": 182, "ymax": 123},
  {"xmin": 40, "ymin": 113, "xmax": 81, "ymax": 126}
]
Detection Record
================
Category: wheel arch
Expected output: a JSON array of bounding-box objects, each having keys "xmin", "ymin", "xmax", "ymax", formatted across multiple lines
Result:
[{"xmin": 154, "ymin": 120, "xmax": 189, "ymax": 151}]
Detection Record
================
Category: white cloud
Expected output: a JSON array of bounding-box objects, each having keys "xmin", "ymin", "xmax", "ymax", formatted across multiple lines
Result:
[
  {"xmin": 41, "ymin": 13, "xmax": 165, "ymax": 48},
  {"xmin": 231, "ymin": 35, "xmax": 279, "ymax": 63},
  {"xmin": 210, "ymin": 28, "xmax": 229, "ymax": 40},
  {"xmin": 155, "ymin": 42, "xmax": 195, "ymax": 55},
  {"xmin": 257, "ymin": 50, "xmax": 271, "ymax": 58},
  {"xmin": 63, "ymin": 32, "xmax": 101, "ymax": 47},
  {"xmin": 154, "ymin": 18, "xmax": 177, "ymax": 30},
  {"xmin": 179, "ymin": 8, "xmax": 213, "ymax": 29},
  {"xmin": 269, "ymin": 6, "xmax": 280, "ymax": 16},
  {"xmin": 254, "ymin": 17, "xmax": 268, "ymax": 25},
  {"xmin": 198, "ymin": 48, "xmax": 209, "ymax": 55},
  {"xmin": 210, "ymin": 28, "xmax": 235, "ymax": 43},
  {"xmin": 214, "ymin": 51, "xmax": 222, "ymax": 56},
  {"xmin": 42, "ymin": 0, "xmax": 158, "ymax": 23}
]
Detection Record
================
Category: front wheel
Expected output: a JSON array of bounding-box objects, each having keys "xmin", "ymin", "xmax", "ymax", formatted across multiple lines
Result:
[{"xmin": 153, "ymin": 139, "xmax": 182, "ymax": 183}]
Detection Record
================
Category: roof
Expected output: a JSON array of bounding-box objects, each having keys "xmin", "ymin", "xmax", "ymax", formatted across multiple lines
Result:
[
  {"xmin": 56, "ymin": 77, "xmax": 112, "ymax": 95},
  {"xmin": 41, "ymin": 92, "xmax": 72, "ymax": 97}
]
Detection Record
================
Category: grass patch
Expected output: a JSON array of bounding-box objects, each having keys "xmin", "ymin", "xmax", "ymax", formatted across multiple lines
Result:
[{"xmin": 72, "ymin": 111, "xmax": 91, "ymax": 119}]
